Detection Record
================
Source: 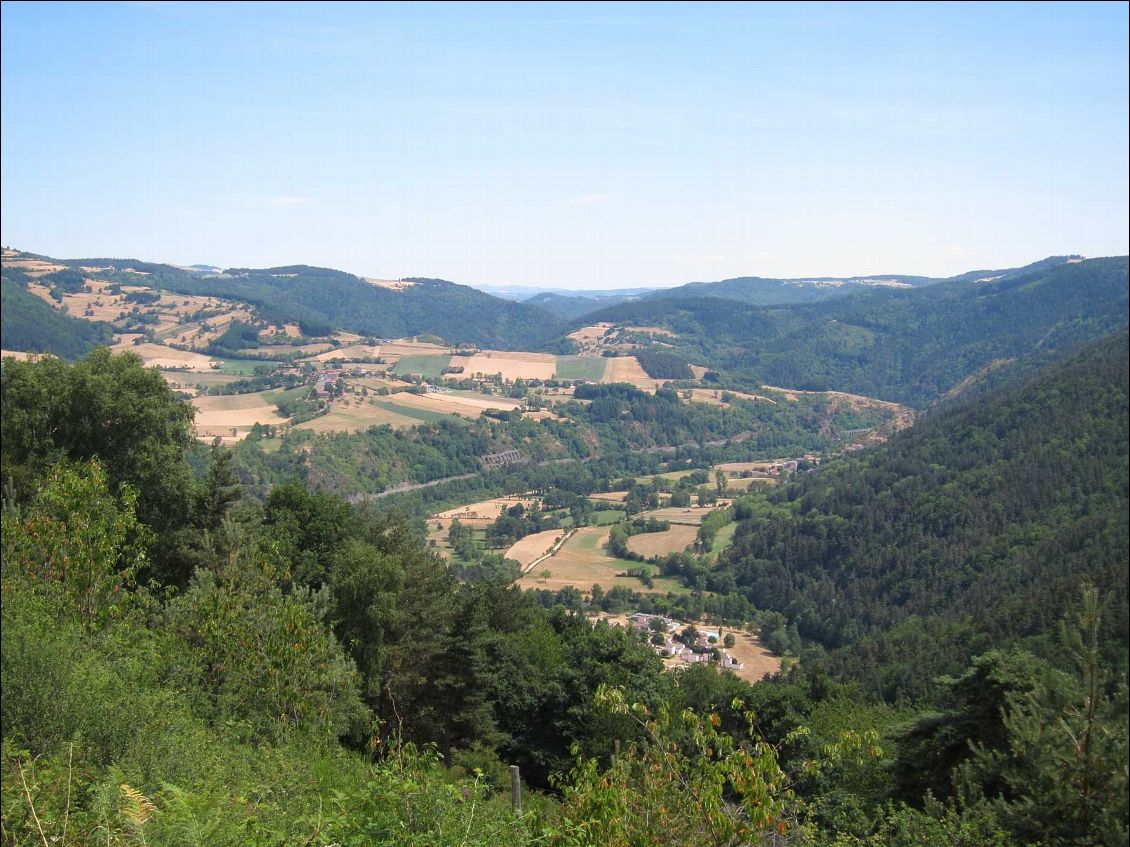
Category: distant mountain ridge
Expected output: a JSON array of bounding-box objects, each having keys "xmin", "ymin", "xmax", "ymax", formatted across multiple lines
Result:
[
  {"xmin": 570, "ymin": 255, "xmax": 1128, "ymax": 406},
  {"xmin": 638, "ymin": 255, "xmax": 1085, "ymax": 307},
  {"xmin": 493, "ymin": 255, "xmax": 1087, "ymax": 320},
  {"xmin": 1, "ymin": 255, "xmax": 565, "ymax": 352}
]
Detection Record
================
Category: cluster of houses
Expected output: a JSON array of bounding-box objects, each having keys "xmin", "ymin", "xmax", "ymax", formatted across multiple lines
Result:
[
  {"xmin": 626, "ymin": 613, "xmax": 745, "ymax": 672},
  {"xmin": 312, "ymin": 368, "xmax": 343, "ymax": 399}
]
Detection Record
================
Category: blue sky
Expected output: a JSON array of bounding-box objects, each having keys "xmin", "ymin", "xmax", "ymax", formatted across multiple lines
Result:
[{"xmin": 2, "ymin": 1, "xmax": 1127, "ymax": 289}]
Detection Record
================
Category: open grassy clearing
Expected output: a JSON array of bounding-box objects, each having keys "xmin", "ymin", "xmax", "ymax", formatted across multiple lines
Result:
[
  {"xmin": 701, "ymin": 521, "xmax": 739, "ymax": 565},
  {"xmin": 517, "ymin": 526, "xmax": 688, "ymax": 595},
  {"xmin": 522, "ymin": 409, "xmax": 560, "ymax": 421},
  {"xmin": 388, "ymin": 390, "xmax": 522, "ymax": 418},
  {"xmin": 294, "ymin": 399, "xmax": 421, "ymax": 433},
  {"xmin": 625, "ymin": 525, "xmax": 699, "ymax": 558},
  {"xmin": 456, "ymin": 352, "xmax": 557, "ymax": 381},
  {"xmin": 193, "ymin": 390, "xmax": 286, "ymax": 412},
  {"xmin": 305, "ymin": 343, "xmax": 384, "ymax": 363},
  {"xmin": 111, "ymin": 342, "xmax": 217, "ymax": 371},
  {"xmin": 166, "ymin": 371, "xmax": 245, "ymax": 390},
  {"xmin": 378, "ymin": 339, "xmax": 452, "ymax": 356},
  {"xmin": 603, "ymin": 355, "xmax": 657, "ymax": 386},
  {"xmin": 212, "ymin": 357, "xmax": 282, "ymax": 375},
  {"xmin": 715, "ymin": 461, "xmax": 778, "ymax": 474},
  {"xmin": 369, "ymin": 397, "xmax": 464, "ymax": 425},
  {"xmin": 637, "ymin": 506, "xmax": 719, "ymax": 526},
  {"xmin": 555, "ymin": 355, "xmax": 608, "ymax": 381},
  {"xmin": 350, "ymin": 376, "xmax": 413, "ymax": 392},
  {"xmin": 620, "ymin": 325, "xmax": 676, "ymax": 337},
  {"xmin": 505, "ymin": 529, "xmax": 568, "ymax": 568},
  {"xmin": 722, "ymin": 631, "xmax": 782, "ymax": 682},
  {"xmin": 589, "ymin": 491, "xmax": 628, "ymax": 503},
  {"xmin": 240, "ymin": 342, "xmax": 335, "ymax": 356},
  {"xmin": 593, "ymin": 509, "xmax": 625, "ymax": 526},
  {"xmin": 391, "ymin": 355, "xmax": 452, "ymax": 378},
  {"xmin": 433, "ymin": 496, "xmax": 536, "ymax": 523}
]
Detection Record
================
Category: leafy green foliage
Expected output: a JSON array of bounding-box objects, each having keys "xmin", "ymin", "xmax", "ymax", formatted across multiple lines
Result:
[
  {"xmin": 716, "ymin": 334, "xmax": 1129, "ymax": 699},
  {"xmin": 1, "ymin": 348, "xmax": 196, "ymax": 535},
  {"xmin": 1, "ymin": 274, "xmax": 113, "ymax": 358},
  {"xmin": 633, "ymin": 350, "xmax": 693, "ymax": 380}
]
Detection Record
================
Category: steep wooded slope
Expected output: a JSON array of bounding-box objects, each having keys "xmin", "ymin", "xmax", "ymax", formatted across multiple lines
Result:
[{"xmin": 714, "ymin": 333, "xmax": 1129, "ymax": 698}]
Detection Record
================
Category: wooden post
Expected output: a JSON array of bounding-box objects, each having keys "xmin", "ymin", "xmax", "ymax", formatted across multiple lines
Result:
[{"xmin": 510, "ymin": 765, "xmax": 522, "ymax": 813}]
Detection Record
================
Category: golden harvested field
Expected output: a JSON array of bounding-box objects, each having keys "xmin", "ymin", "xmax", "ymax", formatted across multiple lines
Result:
[
  {"xmin": 517, "ymin": 527, "xmax": 629, "ymax": 590},
  {"xmin": 363, "ymin": 277, "xmax": 415, "ymax": 290},
  {"xmin": 517, "ymin": 527, "xmax": 685, "ymax": 594},
  {"xmin": 1, "ymin": 350, "xmax": 50, "ymax": 362},
  {"xmin": 589, "ymin": 491, "xmax": 628, "ymax": 503},
  {"xmin": 505, "ymin": 529, "xmax": 567, "ymax": 567},
  {"xmin": 250, "ymin": 342, "xmax": 335, "ymax": 356},
  {"xmin": 2, "ymin": 257, "xmax": 65, "ymax": 276},
  {"xmin": 625, "ymin": 525, "xmax": 698, "ymax": 558},
  {"xmin": 603, "ymin": 356, "xmax": 656, "ymax": 386},
  {"xmin": 379, "ymin": 339, "xmax": 454, "ymax": 357},
  {"xmin": 306, "ymin": 343, "xmax": 385, "ymax": 362},
  {"xmin": 388, "ymin": 391, "xmax": 522, "ymax": 418},
  {"xmin": 637, "ymin": 505, "xmax": 724, "ymax": 525},
  {"xmin": 724, "ymin": 631, "xmax": 782, "ymax": 682},
  {"xmin": 458, "ymin": 351, "xmax": 557, "ymax": 380},
  {"xmin": 568, "ymin": 323, "xmax": 614, "ymax": 347},
  {"xmin": 434, "ymin": 496, "xmax": 535, "ymax": 523},
  {"xmin": 112, "ymin": 343, "xmax": 217, "ymax": 371},
  {"xmin": 350, "ymin": 376, "xmax": 413, "ymax": 392},
  {"xmin": 293, "ymin": 398, "xmax": 421, "ymax": 433},
  {"xmin": 687, "ymin": 388, "xmax": 777, "ymax": 407},
  {"xmin": 523, "ymin": 409, "xmax": 560, "ymax": 421},
  {"xmin": 192, "ymin": 391, "xmax": 287, "ymax": 440},
  {"xmin": 193, "ymin": 392, "xmax": 282, "ymax": 412},
  {"xmin": 715, "ymin": 461, "xmax": 778, "ymax": 474},
  {"xmin": 166, "ymin": 372, "xmax": 244, "ymax": 390}
]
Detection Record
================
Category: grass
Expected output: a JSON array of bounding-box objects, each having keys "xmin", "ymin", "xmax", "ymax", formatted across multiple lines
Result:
[
  {"xmin": 555, "ymin": 356, "xmax": 608, "ymax": 381},
  {"xmin": 263, "ymin": 385, "xmax": 309, "ymax": 404},
  {"xmin": 181, "ymin": 372, "xmax": 245, "ymax": 388},
  {"xmin": 711, "ymin": 521, "xmax": 738, "ymax": 552},
  {"xmin": 391, "ymin": 355, "xmax": 452, "ymax": 378},
  {"xmin": 593, "ymin": 509, "xmax": 625, "ymax": 526},
  {"xmin": 213, "ymin": 357, "xmax": 282, "ymax": 375},
  {"xmin": 369, "ymin": 398, "xmax": 464, "ymax": 425},
  {"xmin": 702, "ymin": 521, "xmax": 738, "ymax": 565}
]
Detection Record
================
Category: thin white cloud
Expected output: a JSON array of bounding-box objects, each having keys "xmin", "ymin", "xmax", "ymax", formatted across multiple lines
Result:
[
  {"xmin": 561, "ymin": 193, "xmax": 612, "ymax": 207},
  {"xmin": 266, "ymin": 196, "xmax": 313, "ymax": 207}
]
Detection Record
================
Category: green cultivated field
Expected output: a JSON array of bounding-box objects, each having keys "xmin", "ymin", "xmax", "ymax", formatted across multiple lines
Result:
[
  {"xmin": 213, "ymin": 357, "xmax": 282, "ymax": 375},
  {"xmin": 555, "ymin": 356, "xmax": 608, "ymax": 381},
  {"xmin": 594, "ymin": 509, "xmax": 625, "ymax": 526},
  {"xmin": 391, "ymin": 355, "xmax": 451, "ymax": 378}
]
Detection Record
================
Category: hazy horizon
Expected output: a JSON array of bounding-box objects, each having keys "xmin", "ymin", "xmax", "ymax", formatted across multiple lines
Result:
[{"xmin": 3, "ymin": 2, "xmax": 1127, "ymax": 290}]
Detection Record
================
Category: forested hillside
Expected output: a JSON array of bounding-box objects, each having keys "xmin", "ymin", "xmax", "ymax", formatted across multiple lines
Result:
[
  {"xmin": 86, "ymin": 262, "xmax": 564, "ymax": 350},
  {"xmin": 2, "ymin": 344, "xmax": 1127, "ymax": 846},
  {"xmin": 0, "ymin": 272, "xmax": 113, "ymax": 358},
  {"xmin": 714, "ymin": 333, "xmax": 1129, "ymax": 700},
  {"xmin": 578, "ymin": 256, "xmax": 1129, "ymax": 405},
  {"xmin": 523, "ymin": 291, "xmax": 639, "ymax": 319}
]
